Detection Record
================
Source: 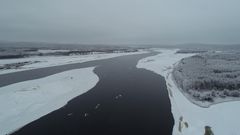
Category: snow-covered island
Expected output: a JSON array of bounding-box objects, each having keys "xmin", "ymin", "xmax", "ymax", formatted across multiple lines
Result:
[
  {"xmin": 0, "ymin": 67, "xmax": 98, "ymax": 135},
  {"xmin": 137, "ymin": 48, "xmax": 240, "ymax": 135}
]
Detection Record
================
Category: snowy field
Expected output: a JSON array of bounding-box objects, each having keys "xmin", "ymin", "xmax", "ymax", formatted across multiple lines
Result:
[
  {"xmin": 137, "ymin": 48, "xmax": 240, "ymax": 135},
  {"xmin": 0, "ymin": 67, "xmax": 98, "ymax": 135},
  {"xmin": 0, "ymin": 50, "xmax": 146, "ymax": 75}
]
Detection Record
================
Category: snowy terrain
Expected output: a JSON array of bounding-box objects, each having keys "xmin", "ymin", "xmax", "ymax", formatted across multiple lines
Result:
[
  {"xmin": 0, "ymin": 67, "xmax": 98, "ymax": 135},
  {"xmin": 0, "ymin": 50, "xmax": 146, "ymax": 75},
  {"xmin": 176, "ymin": 49, "xmax": 207, "ymax": 54},
  {"xmin": 173, "ymin": 52, "xmax": 240, "ymax": 107},
  {"xmin": 37, "ymin": 49, "xmax": 69, "ymax": 54},
  {"xmin": 137, "ymin": 48, "xmax": 240, "ymax": 135}
]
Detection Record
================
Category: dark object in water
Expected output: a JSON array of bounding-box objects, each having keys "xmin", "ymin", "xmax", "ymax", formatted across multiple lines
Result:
[{"xmin": 204, "ymin": 126, "xmax": 214, "ymax": 135}]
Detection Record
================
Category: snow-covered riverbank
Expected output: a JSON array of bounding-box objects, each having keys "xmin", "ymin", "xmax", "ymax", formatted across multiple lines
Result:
[
  {"xmin": 137, "ymin": 48, "xmax": 240, "ymax": 135},
  {"xmin": 0, "ymin": 67, "xmax": 98, "ymax": 135},
  {"xmin": 0, "ymin": 50, "xmax": 146, "ymax": 75}
]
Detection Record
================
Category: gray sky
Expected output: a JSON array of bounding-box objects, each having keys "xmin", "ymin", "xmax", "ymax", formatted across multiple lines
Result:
[{"xmin": 1, "ymin": 0, "xmax": 240, "ymax": 44}]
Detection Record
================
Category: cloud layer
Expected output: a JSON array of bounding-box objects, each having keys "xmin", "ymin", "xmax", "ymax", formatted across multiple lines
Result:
[{"xmin": 1, "ymin": 0, "xmax": 240, "ymax": 44}]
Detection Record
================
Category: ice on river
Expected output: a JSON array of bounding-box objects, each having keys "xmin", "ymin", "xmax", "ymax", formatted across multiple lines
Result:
[{"xmin": 0, "ymin": 67, "xmax": 98, "ymax": 135}]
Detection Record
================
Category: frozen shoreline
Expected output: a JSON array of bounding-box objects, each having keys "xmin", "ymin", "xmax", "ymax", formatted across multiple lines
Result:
[
  {"xmin": 0, "ymin": 67, "xmax": 99, "ymax": 135},
  {"xmin": 0, "ymin": 50, "xmax": 147, "ymax": 75},
  {"xmin": 137, "ymin": 48, "xmax": 240, "ymax": 135}
]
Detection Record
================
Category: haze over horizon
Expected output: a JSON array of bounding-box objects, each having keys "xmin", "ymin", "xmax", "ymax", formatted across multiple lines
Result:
[{"xmin": 1, "ymin": 0, "xmax": 240, "ymax": 45}]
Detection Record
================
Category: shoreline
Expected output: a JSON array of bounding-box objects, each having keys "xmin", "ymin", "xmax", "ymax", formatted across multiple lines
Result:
[
  {"xmin": 0, "ymin": 67, "xmax": 99, "ymax": 135},
  {"xmin": 137, "ymin": 48, "xmax": 240, "ymax": 135},
  {"xmin": 0, "ymin": 50, "xmax": 147, "ymax": 75}
]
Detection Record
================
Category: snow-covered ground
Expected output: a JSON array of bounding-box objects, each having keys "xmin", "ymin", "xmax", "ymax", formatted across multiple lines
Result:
[
  {"xmin": 37, "ymin": 49, "xmax": 69, "ymax": 54},
  {"xmin": 173, "ymin": 52, "xmax": 240, "ymax": 107},
  {"xmin": 0, "ymin": 67, "xmax": 98, "ymax": 135},
  {"xmin": 137, "ymin": 48, "xmax": 240, "ymax": 135},
  {"xmin": 0, "ymin": 50, "xmax": 146, "ymax": 75}
]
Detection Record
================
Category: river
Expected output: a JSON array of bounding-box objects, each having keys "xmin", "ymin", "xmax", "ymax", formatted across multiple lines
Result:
[{"xmin": 0, "ymin": 53, "xmax": 174, "ymax": 135}]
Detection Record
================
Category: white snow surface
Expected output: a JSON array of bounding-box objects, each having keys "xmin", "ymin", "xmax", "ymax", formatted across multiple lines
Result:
[
  {"xmin": 0, "ymin": 50, "xmax": 146, "ymax": 75},
  {"xmin": 137, "ymin": 48, "xmax": 240, "ymax": 135},
  {"xmin": 0, "ymin": 67, "xmax": 99, "ymax": 135},
  {"xmin": 37, "ymin": 49, "xmax": 69, "ymax": 53}
]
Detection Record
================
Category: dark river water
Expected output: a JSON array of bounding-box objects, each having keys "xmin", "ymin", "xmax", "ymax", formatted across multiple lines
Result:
[{"xmin": 1, "ymin": 53, "xmax": 174, "ymax": 135}]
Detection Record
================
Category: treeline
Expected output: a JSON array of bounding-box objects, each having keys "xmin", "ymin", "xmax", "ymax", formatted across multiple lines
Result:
[{"xmin": 172, "ymin": 52, "xmax": 240, "ymax": 102}]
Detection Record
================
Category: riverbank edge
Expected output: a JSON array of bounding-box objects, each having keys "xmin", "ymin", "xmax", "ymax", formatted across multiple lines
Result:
[
  {"xmin": 137, "ymin": 48, "xmax": 240, "ymax": 135},
  {"xmin": 0, "ymin": 67, "xmax": 99, "ymax": 135}
]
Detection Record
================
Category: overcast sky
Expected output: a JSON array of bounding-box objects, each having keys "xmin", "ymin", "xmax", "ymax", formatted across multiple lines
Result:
[{"xmin": 0, "ymin": 0, "xmax": 240, "ymax": 44}]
